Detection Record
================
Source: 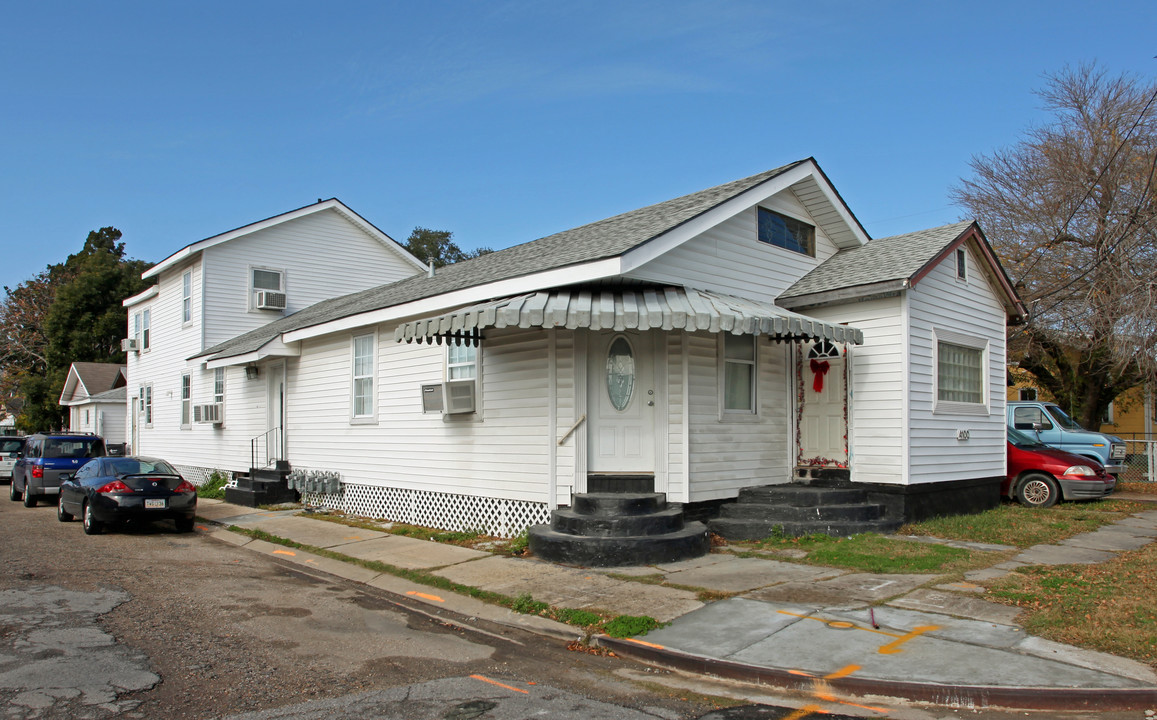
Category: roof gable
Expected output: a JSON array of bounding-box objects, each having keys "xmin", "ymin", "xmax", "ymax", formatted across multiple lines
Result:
[
  {"xmin": 59, "ymin": 362, "xmax": 127, "ymax": 405},
  {"xmin": 778, "ymin": 221, "xmax": 1026, "ymax": 319},
  {"xmin": 143, "ymin": 199, "xmax": 426, "ymax": 280}
]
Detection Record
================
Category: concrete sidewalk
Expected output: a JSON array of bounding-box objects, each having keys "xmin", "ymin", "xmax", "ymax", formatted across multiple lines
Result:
[{"xmin": 194, "ymin": 499, "xmax": 1157, "ymax": 711}]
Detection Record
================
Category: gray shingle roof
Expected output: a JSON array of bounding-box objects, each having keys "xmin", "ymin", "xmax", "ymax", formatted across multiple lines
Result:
[
  {"xmin": 196, "ymin": 160, "xmax": 807, "ymax": 361},
  {"xmin": 70, "ymin": 362, "xmax": 127, "ymax": 393},
  {"xmin": 778, "ymin": 221, "xmax": 975, "ymax": 301}
]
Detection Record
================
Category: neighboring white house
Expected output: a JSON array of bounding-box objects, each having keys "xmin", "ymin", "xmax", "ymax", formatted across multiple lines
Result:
[
  {"xmin": 59, "ymin": 362, "xmax": 128, "ymax": 444},
  {"xmin": 121, "ymin": 198, "xmax": 428, "ymax": 482},
  {"xmin": 129, "ymin": 159, "xmax": 1025, "ymax": 535}
]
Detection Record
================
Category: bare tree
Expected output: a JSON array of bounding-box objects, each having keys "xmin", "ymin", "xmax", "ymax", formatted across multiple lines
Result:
[{"xmin": 952, "ymin": 63, "xmax": 1157, "ymax": 428}]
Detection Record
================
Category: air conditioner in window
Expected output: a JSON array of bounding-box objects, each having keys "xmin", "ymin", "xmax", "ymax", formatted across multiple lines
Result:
[
  {"xmin": 443, "ymin": 380, "xmax": 476, "ymax": 414},
  {"xmin": 193, "ymin": 403, "xmax": 224, "ymax": 424},
  {"xmin": 255, "ymin": 290, "xmax": 287, "ymax": 310},
  {"xmin": 120, "ymin": 338, "xmax": 139, "ymax": 353}
]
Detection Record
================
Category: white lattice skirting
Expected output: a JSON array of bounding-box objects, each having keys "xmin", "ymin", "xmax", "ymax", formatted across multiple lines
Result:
[
  {"xmin": 302, "ymin": 484, "xmax": 550, "ymax": 538},
  {"xmin": 174, "ymin": 465, "xmax": 237, "ymax": 488}
]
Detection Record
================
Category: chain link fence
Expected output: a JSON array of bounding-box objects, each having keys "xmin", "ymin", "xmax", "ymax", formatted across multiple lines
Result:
[{"xmin": 1116, "ymin": 434, "xmax": 1157, "ymax": 483}]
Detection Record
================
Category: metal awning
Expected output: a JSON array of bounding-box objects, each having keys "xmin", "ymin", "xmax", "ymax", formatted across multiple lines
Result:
[{"xmin": 393, "ymin": 287, "xmax": 863, "ymax": 345}]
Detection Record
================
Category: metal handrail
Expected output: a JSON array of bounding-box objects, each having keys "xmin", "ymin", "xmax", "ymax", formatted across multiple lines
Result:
[{"xmin": 250, "ymin": 427, "xmax": 283, "ymax": 469}]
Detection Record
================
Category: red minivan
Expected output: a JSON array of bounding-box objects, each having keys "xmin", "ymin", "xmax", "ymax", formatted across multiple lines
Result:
[{"xmin": 1006, "ymin": 427, "xmax": 1116, "ymax": 507}]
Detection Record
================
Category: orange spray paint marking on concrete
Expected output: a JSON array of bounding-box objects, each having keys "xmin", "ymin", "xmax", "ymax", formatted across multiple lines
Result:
[
  {"xmin": 195, "ymin": 525, "xmax": 208, "ymax": 531},
  {"xmin": 782, "ymin": 704, "xmax": 824, "ymax": 720},
  {"xmin": 622, "ymin": 637, "xmax": 665, "ymax": 650},
  {"xmin": 406, "ymin": 590, "xmax": 444, "ymax": 603},
  {"xmin": 272, "ymin": 550, "xmax": 296, "ymax": 557},
  {"xmin": 878, "ymin": 625, "xmax": 938, "ymax": 654},
  {"xmin": 825, "ymin": 664, "xmax": 861, "ymax": 679},
  {"xmin": 470, "ymin": 674, "xmax": 530, "ymax": 694}
]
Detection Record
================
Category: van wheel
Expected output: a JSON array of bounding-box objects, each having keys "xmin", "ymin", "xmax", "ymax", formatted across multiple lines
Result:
[
  {"xmin": 82, "ymin": 502, "xmax": 103, "ymax": 535},
  {"xmin": 1017, "ymin": 473, "xmax": 1060, "ymax": 508},
  {"xmin": 22, "ymin": 489, "xmax": 36, "ymax": 508},
  {"xmin": 9, "ymin": 480, "xmax": 20, "ymax": 502}
]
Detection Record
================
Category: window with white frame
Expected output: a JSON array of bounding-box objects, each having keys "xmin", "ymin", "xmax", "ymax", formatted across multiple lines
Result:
[
  {"xmin": 722, "ymin": 334, "xmax": 756, "ymax": 413},
  {"xmin": 757, "ymin": 208, "xmax": 815, "ymax": 257},
  {"xmin": 140, "ymin": 385, "xmax": 153, "ymax": 426},
  {"xmin": 180, "ymin": 374, "xmax": 191, "ymax": 427},
  {"xmin": 935, "ymin": 329, "xmax": 987, "ymax": 412},
  {"xmin": 133, "ymin": 312, "xmax": 141, "ymax": 348},
  {"xmin": 213, "ymin": 368, "xmax": 225, "ymax": 405},
  {"xmin": 141, "ymin": 308, "xmax": 151, "ymax": 350},
  {"xmin": 447, "ymin": 342, "xmax": 477, "ymax": 380},
  {"xmin": 351, "ymin": 333, "xmax": 375, "ymax": 419},
  {"xmin": 251, "ymin": 267, "xmax": 283, "ymax": 308},
  {"xmin": 1019, "ymin": 387, "xmax": 1037, "ymax": 401},
  {"xmin": 955, "ymin": 247, "xmax": 967, "ymax": 281},
  {"xmin": 182, "ymin": 271, "xmax": 192, "ymax": 324}
]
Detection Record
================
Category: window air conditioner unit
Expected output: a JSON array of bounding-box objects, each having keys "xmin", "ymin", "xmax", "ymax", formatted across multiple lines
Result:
[
  {"xmin": 419, "ymin": 380, "xmax": 476, "ymax": 414},
  {"xmin": 256, "ymin": 290, "xmax": 287, "ymax": 310},
  {"xmin": 443, "ymin": 379, "xmax": 476, "ymax": 414},
  {"xmin": 120, "ymin": 338, "xmax": 139, "ymax": 353},
  {"xmin": 193, "ymin": 403, "xmax": 224, "ymax": 424}
]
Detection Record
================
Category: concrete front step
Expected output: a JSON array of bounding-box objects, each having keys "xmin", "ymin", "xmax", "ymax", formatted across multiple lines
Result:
[
  {"xmin": 551, "ymin": 505, "xmax": 685, "ymax": 537},
  {"xmin": 709, "ymin": 516, "xmax": 903, "ymax": 541},
  {"xmin": 719, "ymin": 502, "xmax": 884, "ymax": 522},
  {"xmin": 737, "ymin": 485, "xmax": 868, "ymax": 506},
  {"xmin": 572, "ymin": 492, "xmax": 667, "ymax": 516},
  {"xmin": 527, "ymin": 522, "xmax": 710, "ymax": 567}
]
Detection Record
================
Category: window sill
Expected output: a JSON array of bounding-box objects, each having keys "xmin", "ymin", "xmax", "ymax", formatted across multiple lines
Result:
[
  {"xmin": 349, "ymin": 416, "xmax": 377, "ymax": 426},
  {"xmin": 933, "ymin": 401, "xmax": 990, "ymax": 416}
]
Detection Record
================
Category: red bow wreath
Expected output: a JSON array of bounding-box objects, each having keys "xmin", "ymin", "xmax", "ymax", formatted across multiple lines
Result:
[{"xmin": 809, "ymin": 359, "xmax": 830, "ymax": 393}]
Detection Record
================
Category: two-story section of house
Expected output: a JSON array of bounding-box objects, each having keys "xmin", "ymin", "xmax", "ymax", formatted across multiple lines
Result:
[{"xmin": 122, "ymin": 199, "xmax": 426, "ymax": 482}]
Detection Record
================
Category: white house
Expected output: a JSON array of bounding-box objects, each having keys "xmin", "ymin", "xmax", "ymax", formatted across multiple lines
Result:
[
  {"xmin": 129, "ymin": 159, "xmax": 1025, "ymax": 536},
  {"xmin": 121, "ymin": 198, "xmax": 427, "ymax": 483},
  {"xmin": 59, "ymin": 362, "xmax": 128, "ymax": 445}
]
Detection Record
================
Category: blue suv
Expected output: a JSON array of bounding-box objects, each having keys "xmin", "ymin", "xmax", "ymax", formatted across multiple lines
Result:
[{"xmin": 9, "ymin": 433, "xmax": 106, "ymax": 508}]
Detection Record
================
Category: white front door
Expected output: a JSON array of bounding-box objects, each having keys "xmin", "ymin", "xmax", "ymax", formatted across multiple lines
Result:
[
  {"xmin": 799, "ymin": 340, "xmax": 847, "ymax": 465},
  {"xmin": 266, "ymin": 362, "xmax": 286, "ymax": 463},
  {"xmin": 588, "ymin": 331, "xmax": 655, "ymax": 473}
]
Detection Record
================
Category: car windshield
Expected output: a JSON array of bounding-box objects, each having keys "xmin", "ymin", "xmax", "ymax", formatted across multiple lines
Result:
[
  {"xmin": 108, "ymin": 458, "xmax": 178, "ymax": 476},
  {"xmin": 43, "ymin": 438, "xmax": 103, "ymax": 459},
  {"xmin": 0, "ymin": 439, "xmax": 22, "ymax": 453},
  {"xmin": 1008, "ymin": 427, "xmax": 1047, "ymax": 448},
  {"xmin": 1044, "ymin": 405, "xmax": 1084, "ymax": 431}
]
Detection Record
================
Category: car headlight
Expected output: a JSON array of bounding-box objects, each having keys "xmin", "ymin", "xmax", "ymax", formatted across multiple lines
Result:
[{"xmin": 1064, "ymin": 465, "xmax": 1097, "ymax": 477}]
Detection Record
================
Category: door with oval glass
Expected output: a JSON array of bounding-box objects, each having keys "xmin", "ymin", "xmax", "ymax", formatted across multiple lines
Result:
[{"xmin": 588, "ymin": 331, "xmax": 655, "ymax": 473}]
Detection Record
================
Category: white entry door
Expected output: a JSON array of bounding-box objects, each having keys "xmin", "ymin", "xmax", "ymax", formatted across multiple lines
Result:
[
  {"xmin": 266, "ymin": 362, "xmax": 286, "ymax": 463},
  {"xmin": 799, "ymin": 340, "xmax": 847, "ymax": 464},
  {"xmin": 588, "ymin": 331, "xmax": 655, "ymax": 473}
]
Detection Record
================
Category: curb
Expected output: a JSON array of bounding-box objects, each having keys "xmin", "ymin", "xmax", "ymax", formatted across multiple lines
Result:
[{"xmin": 601, "ymin": 636, "xmax": 1157, "ymax": 712}]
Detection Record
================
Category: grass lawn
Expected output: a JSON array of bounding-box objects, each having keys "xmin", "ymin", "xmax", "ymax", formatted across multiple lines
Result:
[
  {"xmin": 727, "ymin": 532, "xmax": 1006, "ymax": 575},
  {"xmin": 987, "ymin": 542, "xmax": 1157, "ymax": 667},
  {"xmin": 899, "ymin": 497, "xmax": 1151, "ymax": 548}
]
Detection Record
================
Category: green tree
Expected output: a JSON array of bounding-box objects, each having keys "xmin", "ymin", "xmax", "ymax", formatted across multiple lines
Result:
[
  {"xmin": 952, "ymin": 63, "xmax": 1157, "ymax": 429},
  {"xmin": 1, "ymin": 227, "xmax": 152, "ymax": 431},
  {"xmin": 403, "ymin": 227, "xmax": 492, "ymax": 268}
]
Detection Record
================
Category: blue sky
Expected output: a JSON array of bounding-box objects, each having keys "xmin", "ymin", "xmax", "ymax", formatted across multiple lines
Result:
[{"xmin": 1, "ymin": 1, "xmax": 1154, "ymax": 291}]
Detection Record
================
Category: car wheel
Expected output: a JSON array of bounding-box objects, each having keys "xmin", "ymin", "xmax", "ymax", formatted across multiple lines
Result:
[
  {"xmin": 9, "ymin": 479, "xmax": 20, "ymax": 502},
  {"xmin": 22, "ymin": 488, "xmax": 36, "ymax": 508},
  {"xmin": 174, "ymin": 517, "xmax": 195, "ymax": 533},
  {"xmin": 57, "ymin": 494, "xmax": 74, "ymax": 522},
  {"xmin": 1017, "ymin": 473, "xmax": 1060, "ymax": 508},
  {"xmin": 82, "ymin": 502, "xmax": 103, "ymax": 535}
]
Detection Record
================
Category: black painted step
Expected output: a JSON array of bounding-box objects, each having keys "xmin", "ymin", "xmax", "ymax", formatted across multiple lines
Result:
[
  {"xmin": 737, "ymin": 485, "xmax": 868, "ymax": 506},
  {"xmin": 527, "ymin": 522, "xmax": 709, "ymax": 567},
  {"xmin": 551, "ymin": 505, "xmax": 685, "ymax": 537},
  {"xmin": 718, "ymin": 502, "xmax": 883, "ymax": 522},
  {"xmin": 709, "ymin": 517, "xmax": 903, "ymax": 541},
  {"xmin": 572, "ymin": 492, "xmax": 667, "ymax": 516}
]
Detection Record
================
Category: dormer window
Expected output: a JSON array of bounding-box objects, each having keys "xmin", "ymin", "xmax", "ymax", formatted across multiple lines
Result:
[{"xmin": 758, "ymin": 208, "xmax": 815, "ymax": 257}]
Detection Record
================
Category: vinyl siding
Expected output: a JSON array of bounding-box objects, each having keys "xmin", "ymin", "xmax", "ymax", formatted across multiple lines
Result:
[
  {"xmin": 626, "ymin": 191, "xmax": 840, "ymax": 303},
  {"xmin": 686, "ymin": 333, "xmax": 791, "ymax": 501},
  {"xmin": 287, "ymin": 327, "xmax": 554, "ymax": 504},
  {"xmin": 806, "ymin": 296, "xmax": 907, "ymax": 485},
  {"xmin": 201, "ymin": 209, "xmax": 419, "ymax": 348},
  {"xmin": 907, "ymin": 244, "xmax": 1007, "ymax": 484},
  {"xmin": 553, "ymin": 331, "xmax": 577, "ymax": 507}
]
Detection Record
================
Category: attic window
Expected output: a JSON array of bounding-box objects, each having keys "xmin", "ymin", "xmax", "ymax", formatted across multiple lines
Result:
[
  {"xmin": 758, "ymin": 208, "xmax": 815, "ymax": 257},
  {"xmin": 955, "ymin": 247, "xmax": 967, "ymax": 281}
]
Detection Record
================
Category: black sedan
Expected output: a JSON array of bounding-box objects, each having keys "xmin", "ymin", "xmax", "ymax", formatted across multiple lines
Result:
[{"xmin": 57, "ymin": 456, "xmax": 197, "ymax": 535}]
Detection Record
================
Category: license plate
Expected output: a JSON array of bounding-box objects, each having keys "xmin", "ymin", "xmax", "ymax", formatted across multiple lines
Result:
[{"xmin": 144, "ymin": 498, "xmax": 166, "ymax": 509}]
